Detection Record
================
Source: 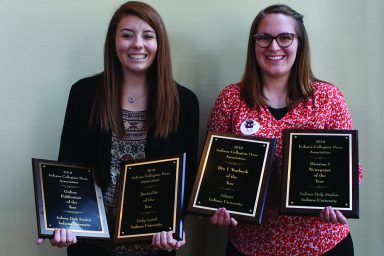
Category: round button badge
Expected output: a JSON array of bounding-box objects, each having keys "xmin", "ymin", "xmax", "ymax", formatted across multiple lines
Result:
[{"xmin": 240, "ymin": 119, "xmax": 260, "ymax": 135}]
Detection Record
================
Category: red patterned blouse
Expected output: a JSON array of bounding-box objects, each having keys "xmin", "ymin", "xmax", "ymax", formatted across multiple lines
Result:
[{"xmin": 207, "ymin": 81, "xmax": 362, "ymax": 255}]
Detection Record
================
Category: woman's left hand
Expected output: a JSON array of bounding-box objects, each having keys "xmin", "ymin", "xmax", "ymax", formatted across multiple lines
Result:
[
  {"xmin": 319, "ymin": 206, "xmax": 347, "ymax": 224},
  {"xmin": 152, "ymin": 231, "xmax": 185, "ymax": 252}
]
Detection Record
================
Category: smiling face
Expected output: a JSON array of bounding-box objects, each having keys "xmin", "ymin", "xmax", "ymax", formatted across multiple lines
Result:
[
  {"xmin": 255, "ymin": 13, "xmax": 298, "ymax": 81},
  {"xmin": 115, "ymin": 15, "xmax": 158, "ymax": 77}
]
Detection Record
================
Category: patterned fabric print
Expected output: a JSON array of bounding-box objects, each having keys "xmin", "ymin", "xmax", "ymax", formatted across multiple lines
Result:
[
  {"xmin": 102, "ymin": 110, "xmax": 159, "ymax": 255},
  {"xmin": 208, "ymin": 82, "xmax": 362, "ymax": 256}
]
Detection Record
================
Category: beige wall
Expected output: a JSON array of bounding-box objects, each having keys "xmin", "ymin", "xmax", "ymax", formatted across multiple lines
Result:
[{"xmin": 0, "ymin": 0, "xmax": 382, "ymax": 255}]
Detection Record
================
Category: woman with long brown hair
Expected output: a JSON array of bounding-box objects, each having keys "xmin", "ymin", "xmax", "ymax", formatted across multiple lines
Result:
[
  {"xmin": 209, "ymin": 4, "xmax": 361, "ymax": 255},
  {"xmin": 37, "ymin": 1, "xmax": 199, "ymax": 255}
]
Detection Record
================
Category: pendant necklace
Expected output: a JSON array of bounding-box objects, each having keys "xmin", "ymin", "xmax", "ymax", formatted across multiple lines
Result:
[
  {"xmin": 127, "ymin": 94, "xmax": 146, "ymax": 103},
  {"xmin": 128, "ymin": 96, "xmax": 135, "ymax": 103}
]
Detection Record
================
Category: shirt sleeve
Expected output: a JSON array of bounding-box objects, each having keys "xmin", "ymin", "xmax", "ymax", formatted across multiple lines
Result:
[
  {"xmin": 207, "ymin": 85, "xmax": 237, "ymax": 133},
  {"xmin": 58, "ymin": 79, "xmax": 96, "ymax": 165},
  {"xmin": 176, "ymin": 86, "xmax": 200, "ymax": 217},
  {"xmin": 324, "ymin": 86, "xmax": 353, "ymax": 130},
  {"xmin": 324, "ymin": 85, "xmax": 363, "ymax": 182},
  {"xmin": 58, "ymin": 84, "xmax": 87, "ymax": 162}
]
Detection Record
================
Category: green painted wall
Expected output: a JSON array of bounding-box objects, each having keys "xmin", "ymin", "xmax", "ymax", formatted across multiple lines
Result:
[{"xmin": 0, "ymin": 0, "xmax": 382, "ymax": 255}]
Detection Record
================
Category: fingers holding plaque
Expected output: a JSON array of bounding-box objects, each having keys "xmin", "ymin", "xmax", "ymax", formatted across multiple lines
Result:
[
  {"xmin": 188, "ymin": 132, "xmax": 276, "ymax": 224},
  {"xmin": 280, "ymin": 129, "xmax": 359, "ymax": 218},
  {"xmin": 114, "ymin": 154, "xmax": 185, "ymax": 242}
]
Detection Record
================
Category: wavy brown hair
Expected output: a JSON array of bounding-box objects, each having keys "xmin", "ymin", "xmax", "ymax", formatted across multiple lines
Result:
[
  {"xmin": 90, "ymin": 1, "xmax": 179, "ymax": 138},
  {"xmin": 241, "ymin": 4, "xmax": 315, "ymax": 108}
]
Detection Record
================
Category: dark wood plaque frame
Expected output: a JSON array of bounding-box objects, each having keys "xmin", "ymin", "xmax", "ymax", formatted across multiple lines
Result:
[
  {"xmin": 114, "ymin": 154, "xmax": 185, "ymax": 243},
  {"xmin": 187, "ymin": 132, "xmax": 276, "ymax": 224},
  {"xmin": 280, "ymin": 129, "xmax": 359, "ymax": 218},
  {"xmin": 32, "ymin": 158, "xmax": 110, "ymax": 239}
]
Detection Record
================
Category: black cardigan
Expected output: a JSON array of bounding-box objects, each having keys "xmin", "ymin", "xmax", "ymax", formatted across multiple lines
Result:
[{"xmin": 58, "ymin": 74, "xmax": 199, "ymax": 210}]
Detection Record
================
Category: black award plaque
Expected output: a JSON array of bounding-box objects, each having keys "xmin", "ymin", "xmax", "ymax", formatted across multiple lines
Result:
[
  {"xmin": 32, "ymin": 158, "xmax": 110, "ymax": 239},
  {"xmin": 114, "ymin": 154, "xmax": 185, "ymax": 242},
  {"xmin": 188, "ymin": 132, "xmax": 276, "ymax": 224},
  {"xmin": 280, "ymin": 129, "xmax": 359, "ymax": 218}
]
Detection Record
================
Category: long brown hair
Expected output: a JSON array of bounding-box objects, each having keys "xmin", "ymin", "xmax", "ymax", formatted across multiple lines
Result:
[
  {"xmin": 90, "ymin": 1, "xmax": 179, "ymax": 138},
  {"xmin": 241, "ymin": 4, "xmax": 315, "ymax": 108}
]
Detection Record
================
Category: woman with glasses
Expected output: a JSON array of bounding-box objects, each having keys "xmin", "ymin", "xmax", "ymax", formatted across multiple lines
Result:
[
  {"xmin": 208, "ymin": 4, "xmax": 361, "ymax": 255},
  {"xmin": 36, "ymin": 1, "xmax": 199, "ymax": 255}
]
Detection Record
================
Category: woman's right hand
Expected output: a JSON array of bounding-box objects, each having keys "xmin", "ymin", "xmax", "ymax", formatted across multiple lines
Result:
[
  {"xmin": 36, "ymin": 229, "xmax": 77, "ymax": 248},
  {"xmin": 210, "ymin": 207, "xmax": 238, "ymax": 227}
]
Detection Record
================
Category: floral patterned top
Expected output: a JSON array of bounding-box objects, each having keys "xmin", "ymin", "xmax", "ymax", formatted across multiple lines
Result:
[{"xmin": 207, "ymin": 81, "xmax": 362, "ymax": 255}]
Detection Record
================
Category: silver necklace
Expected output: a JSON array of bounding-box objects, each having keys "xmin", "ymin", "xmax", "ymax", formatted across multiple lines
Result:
[
  {"xmin": 128, "ymin": 96, "xmax": 136, "ymax": 103},
  {"xmin": 127, "ymin": 94, "xmax": 146, "ymax": 103}
]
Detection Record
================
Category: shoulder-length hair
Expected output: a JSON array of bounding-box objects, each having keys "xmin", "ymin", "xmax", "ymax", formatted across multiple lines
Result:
[
  {"xmin": 241, "ymin": 4, "xmax": 315, "ymax": 108},
  {"xmin": 90, "ymin": 1, "xmax": 179, "ymax": 138}
]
